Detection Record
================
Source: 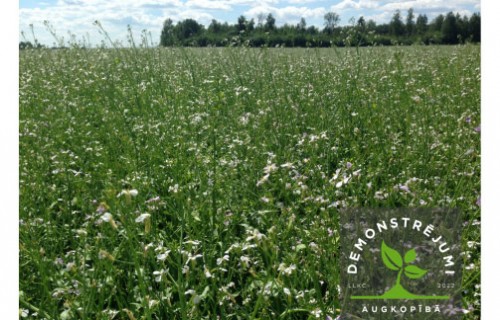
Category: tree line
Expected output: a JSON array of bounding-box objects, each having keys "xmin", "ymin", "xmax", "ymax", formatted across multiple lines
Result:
[{"xmin": 160, "ymin": 10, "xmax": 480, "ymax": 47}]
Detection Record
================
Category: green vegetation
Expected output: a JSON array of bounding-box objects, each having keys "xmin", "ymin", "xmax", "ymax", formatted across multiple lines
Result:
[
  {"xmin": 20, "ymin": 44, "xmax": 480, "ymax": 319},
  {"xmin": 159, "ymin": 10, "xmax": 480, "ymax": 47}
]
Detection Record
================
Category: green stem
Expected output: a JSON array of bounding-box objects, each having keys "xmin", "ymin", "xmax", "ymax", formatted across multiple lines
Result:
[{"xmin": 396, "ymin": 268, "xmax": 403, "ymax": 286}]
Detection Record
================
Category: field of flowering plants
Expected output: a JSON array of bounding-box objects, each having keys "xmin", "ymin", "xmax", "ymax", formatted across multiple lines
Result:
[{"xmin": 19, "ymin": 45, "xmax": 480, "ymax": 319}]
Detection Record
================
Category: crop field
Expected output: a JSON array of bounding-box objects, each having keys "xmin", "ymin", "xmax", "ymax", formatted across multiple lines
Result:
[{"xmin": 19, "ymin": 45, "xmax": 480, "ymax": 319}]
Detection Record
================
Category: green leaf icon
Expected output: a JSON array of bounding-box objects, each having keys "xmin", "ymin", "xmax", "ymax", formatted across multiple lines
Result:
[
  {"xmin": 404, "ymin": 265, "xmax": 427, "ymax": 279},
  {"xmin": 404, "ymin": 249, "xmax": 417, "ymax": 264},
  {"xmin": 381, "ymin": 241, "xmax": 403, "ymax": 271}
]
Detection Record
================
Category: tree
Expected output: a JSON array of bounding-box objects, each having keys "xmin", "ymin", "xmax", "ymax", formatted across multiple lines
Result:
[
  {"xmin": 297, "ymin": 17, "xmax": 307, "ymax": 32},
  {"xmin": 357, "ymin": 16, "xmax": 366, "ymax": 32},
  {"xmin": 431, "ymin": 14, "xmax": 444, "ymax": 32},
  {"xmin": 455, "ymin": 13, "xmax": 467, "ymax": 43},
  {"xmin": 174, "ymin": 19, "xmax": 204, "ymax": 42},
  {"xmin": 415, "ymin": 14, "xmax": 428, "ymax": 35},
  {"xmin": 441, "ymin": 12, "xmax": 458, "ymax": 44},
  {"xmin": 406, "ymin": 8, "xmax": 415, "ymax": 36},
  {"xmin": 247, "ymin": 19, "xmax": 255, "ymax": 32},
  {"xmin": 208, "ymin": 19, "xmax": 222, "ymax": 34},
  {"xmin": 324, "ymin": 12, "xmax": 340, "ymax": 34},
  {"xmin": 469, "ymin": 13, "xmax": 480, "ymax": 42},
  {"xmin": 237, "ymin": 15, "xmax": 247, "ymax": 32},
  {"xmin": 19, "ymin": 41, "xmax": 34, "ymax": 50},
  {"xmin": 265, "ymin": 14, "xmax": 276, "ymax": 31},
  {"xmin": 160, "ymin": 18, "xmax": 175, "ymax": 46},
  {"xmin": 367, "ymin": 19, "xmax": 377, "ymax": 31},
  {"xmin": 390, "ymin": 10, "xmax": 405, "ymax": 36}
]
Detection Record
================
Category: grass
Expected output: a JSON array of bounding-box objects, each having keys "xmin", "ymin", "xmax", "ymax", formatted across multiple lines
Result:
[{"xmin": 19, "ymin": 44, "xmax": 480, "ymax": 319}]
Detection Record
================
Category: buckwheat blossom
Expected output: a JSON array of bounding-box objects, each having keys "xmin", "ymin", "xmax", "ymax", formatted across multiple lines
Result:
[
  {"xmin": 204, "ymin": 265, "xmax": 212, "ymax": 278},
  {"xmin": 397, "ymin": 184, "xmax": 411, "ymax": 193},
  {"xmin": 102, "ymin": 310, "xmax": 119, "ymax": 319},
  {"xmin": 217, "ymin": 255, "xmax": 230, "ymax": 265},
  {"xmin": 185, "ymin": 253, "xmax": 203, "ymax": 265},
  {"xmin": 97, "ymin": 212, "xmax": 117, "ymax": 229},
  {"xmin": 263, "ymin": 163, "xmax": 278, "ymax": 174},
  {"xmin": 96, "ymin": 203, "xmax": 108, "ymax": 213},
  {"xmin": 240, "ymin": 256, "xmax": 251, "ymax": 268},
  {"xmin": 153, "ymin": 269, "xmax": 166, "ymax": 282},
  {"xmin": 145, "ymin": 196, "xmax": 160, "ymax": 203},
  {"xmin": 20, "ymin": 309, "xmax": 29, "ymax": 318},
  {"xmin": 256, "ymin": 174, "xmax": 270, "ymax": 187},
  {"xmin": 148, "ymin": 300, "xmax": 159, "ymax": 308},
  {"xmin": 260, "ymin": 196, "xmax": 270, "ymax": 203},
  {"xmin": 278, "ymin": 263, "xmax": 296, "ymax": 276},
  {"xmin": 156, "ymin": 250, "xmax": 171, "ymax": 261},
  {"xmin": 135, "ymin": 213, "xmax": 151, "ymax": 223},
  {"xmin": 168, "ymin": 184, "xmax": 179, "ymax": 193},
  {"xmin": 117, "ymin": 189, "xmax": 138, "ymax": 198},
  {"xmin": 443, "ymin": 304, "xmax": 466, "ymax": 316},
  {"xmin": 280, "ymin": 162, "xmax": 294, "ymax": 169},
  {"xmin": 374, "ymin": 191, "xmax": 388, "ymax": 200},
  {"xmin": 246, "ymin": 228, "xmax": 265, "ymax": 242},
  {"xmin": 311, "ymin": 308, "xmax": 322, "ymax": 318}
]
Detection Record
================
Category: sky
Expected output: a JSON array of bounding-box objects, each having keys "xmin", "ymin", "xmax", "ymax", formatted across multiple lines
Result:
[{"xmin": 19, "ymin": 0, "xmax": 481, "ymax": 46}]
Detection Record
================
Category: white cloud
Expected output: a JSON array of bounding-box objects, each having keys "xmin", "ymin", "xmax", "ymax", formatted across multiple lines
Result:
[
  {"xmin": 287, "ymin": 0, "xmax": 322, "ymax": 3},
  {"xmin": 245, "ymin": 5, "xmax": 326, "ymax": 22},
  {"xmin": 379, "ymin": 0, "xmax": 479, "ymax": 15},
  {"xmin": 185, "ymin": 0, "xmax": 232, "ymax": 10},
  {"xmin": 331, "ymin": 0, "xmax": 379, "ymax": 11}
]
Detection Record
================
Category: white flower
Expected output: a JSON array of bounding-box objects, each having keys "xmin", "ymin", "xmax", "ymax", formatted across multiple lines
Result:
[
  {"xmin": 246, "ymin": 228, "xmax": 265, "ymax": 242},
  {"xmin": 311, "ymin": 308, "xmax": 322, "ymax": 318},
  {"xmin": 374, "ymin": 191, "xmax": 388, "ymax": 200},
  {"xmin": 117, "ymin": 189, "xmax": 138, "ymax": 198},
  {"xmin": 204, "ymin": 265, "xmax": 212, "ymax": 278},
  {"xmin": 100, "ymin": 212, "xmax": 113, "ymax": 222},
  {"xmin": 135, "ymin": 213, "xmax": 151, "ymax": 223},
  {"xmin": 156, "ymin": 250, "xmax": 171, "ymax": 261},
  {"xmin": 153, "ymin": 269, "xmax": 166, "ymax": 282},
  {"xmin": 20, "ymin": 309, "xmax": 29, "ymax": 318},
  {"xmin": 264, "ymin": 163, "xmax": 277, "ymax": 174},
  {"xmin": 278, "ymin": 263, "xmax": 296, "ymax": 276},
  {"xmin": 185, "ymin": 253, "xmax": 203, "ymax": 265},
  {"xmin": 280, "ymin": 162, "xmax": 294, "ymax": 169},
  {"xmin": 217, "ymin": 255, "xmax": 230, "ymax": 265},
  {"xmin": 256, "ymin": 174, "xmax": 270, "ymax": 186},
  {"xmin": 148, "ymin": 300, "xmax": 159, "ymax": 308}
]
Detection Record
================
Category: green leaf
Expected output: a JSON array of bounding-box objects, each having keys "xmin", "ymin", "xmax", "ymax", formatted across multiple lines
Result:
[
  {"xmin": 404, "ymin": 265, "xmax": 427, "ymax": 279},
  {"xmin": 381, "ymin": 241, "xmax": 403, "ymax": 271},
  {"xmin": 404, "ymin": 249, "xmax": 417, "ymax": 264}
]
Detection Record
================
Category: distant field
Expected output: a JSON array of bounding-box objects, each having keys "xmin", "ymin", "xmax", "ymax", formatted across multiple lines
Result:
[{"xmin": 19, "ymin": 46, "xmax": 480, "ymax": 319}]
